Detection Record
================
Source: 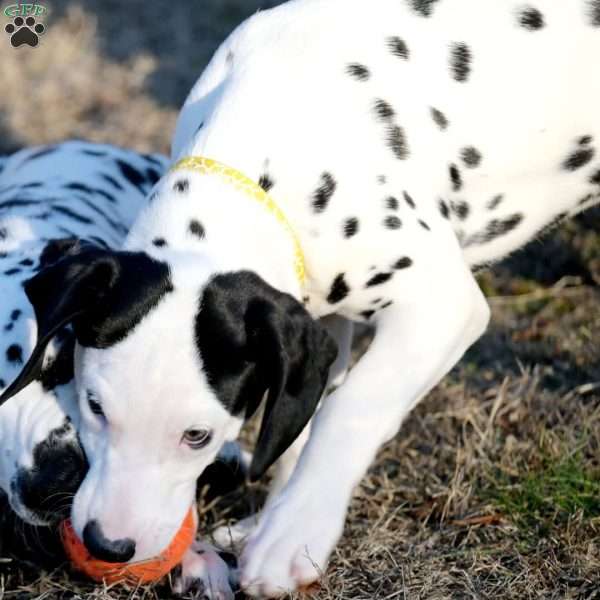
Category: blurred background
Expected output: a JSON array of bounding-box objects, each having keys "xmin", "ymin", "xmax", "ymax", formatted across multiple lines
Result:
[{"xmin": 1, "ymin": 2, "xmax": 600, "ymax": 598}]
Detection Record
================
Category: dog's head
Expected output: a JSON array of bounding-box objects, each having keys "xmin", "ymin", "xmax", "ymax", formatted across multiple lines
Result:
[{"xmin": 0, "ymin": 243, "xmax": 336, "ymax": 562}]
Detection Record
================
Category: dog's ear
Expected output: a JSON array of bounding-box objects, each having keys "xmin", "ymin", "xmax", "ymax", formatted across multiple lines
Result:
[
  {"xmin": 195, "ymin": 272, "xmax": 338, "ymax": 481},
  {"xmin": 0, "ymin": 248, "xmax": 172, "ymax": 405}
]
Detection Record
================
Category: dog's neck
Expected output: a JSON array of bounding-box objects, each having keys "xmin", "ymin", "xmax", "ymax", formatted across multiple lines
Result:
[{"xmin": 125, "ymin": 169, "xmax": 304, "ymax": 300}]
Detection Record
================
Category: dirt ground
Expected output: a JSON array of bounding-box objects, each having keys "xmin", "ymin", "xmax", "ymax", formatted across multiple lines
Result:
[{"xmin": 1, "ymin": 2, "xmax": 600, "ymax": 599}]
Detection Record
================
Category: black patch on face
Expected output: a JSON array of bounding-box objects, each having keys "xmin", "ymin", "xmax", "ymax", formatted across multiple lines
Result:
[
  {"xmin": 343, "ymin": 217, "xmax": 359, "ymax": 238},
  {"xmin": 312, "ymin": 172, "xmax": 336, "ymax": 213},
  {"xmin": 384, "ymin": 216, "xmax": 402, "ymax": 230},
  {"xmin": 14, "ymin": 419, "xmax": 88, "ymax": 522},
  {"xmin": 563, "ymin": 146, "xmax": 595, "ymax": 171},
  {"xmin": 449, "ymin": 164, "xmax": 462, "ymax": 191},
  {"xmin": 360, "ymin": 310, "xmax": 375, "ymax": 320},
  {"xmin": 152, "ymin": 237, "xmax": 167, "ymax": 247},
  {"xmin": 450, "ymin": 43, "xmax": 472, "ymax": 82},
  {"xmin": 374, "ymin": 98, "xmax": 395, "ymax": 122},
  {"xmin": 386, "ymin": 125, "xmax": 409, "ymax": 160},
  {"xmin": 174, "ymin": 179, "xmax": 189, "ymax": 193},
  {"xmin": 393, "ymin": 257, "xmax": 413, "ymax": 270},
  {"xmin": 403, "ymin": 191, "xmax": 416, "ymax": 209},
  {"xmin": 439, "ymin": 199, "xmax": 450, "ymax": 219},
  {"xmin": 407, "ymin": 0, "xmax": 440, "ymax": 17},
  {"xmin": 418, "ymin": 219, "xmax": 431, "ymax": 231},
  {"xmin": 487, "ymin": 194, "xmax": 504, "ymax": 210},
  {"xmin": 189, "ymin": 220, "xmax": 205, "ymax": 239},
  {"xmin": 460, "ymin": 146, "xmax": 482, "ymax": 168},
  {"xmin": 366, "ymin": 272, "xmax": 393, "ymax": 287},
  {"xmin": 518, "ymin": 7, "xmax": 545, "ymax": 29},
  {"xmin": 327, "ymin": 273, "xmax": 350, "ymax": 304},
  {"xmin": 6, "ymin": 344, "xmax": 23, "ymax": 364},
  {"xmin": 346, "ymin": 63, "xmax": 370, "ymax": 81},
  {"xmin": 386, "ymin": 196, "xmax": 399, "ymax": 210},
  {"xmin": 451, "ymin": 200, "xmax": 470, "ymax": 220},
  {"xmin": 387, "ymin": 36, "xmax": 409, "ymax": 59},
  {"xmin": 258, "ymin": 174, "xmax": 274, "ymax": 192},
  {"xmin": 464, "ymin": 213, "xmax": 524, "ymax": 246},
  {"xmin": 115, "ymin": 159, "xmax": 147, "ymax": 194},
  {"xmin": 430, "ymin": 107, "xmax": 449, "ymax": 130}
]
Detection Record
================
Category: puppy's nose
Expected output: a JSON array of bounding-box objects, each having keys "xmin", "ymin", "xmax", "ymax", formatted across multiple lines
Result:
[{"xmin": 82, "ymin": 520, "xmax": 136, "ymax": 563}]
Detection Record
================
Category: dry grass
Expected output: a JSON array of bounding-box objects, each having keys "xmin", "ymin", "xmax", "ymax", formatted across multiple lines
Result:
[{"xmin": 1, "ymin": 2, "xmax": 600, "ymax": 599}]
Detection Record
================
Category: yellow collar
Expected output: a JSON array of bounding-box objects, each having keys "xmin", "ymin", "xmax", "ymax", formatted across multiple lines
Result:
[{"xmin": 170, "ymin": 156, "xmax": 306, "ymax": 287}]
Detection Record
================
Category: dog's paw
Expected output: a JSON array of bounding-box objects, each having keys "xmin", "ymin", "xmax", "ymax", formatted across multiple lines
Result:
[
  {"xmin": 213, "ymin": 513, "xmax": 260, "ymax": 549},
  {"xmin": 5, "ymin": 16, "xmax": 45, "ymax": 48},
  {"xmin": 172, "ymin": 542, "xmax": 237, "ymax": 600},
  {"xmin": 240, "ymin": 487, "xmax": 346, "ymax": 597}
]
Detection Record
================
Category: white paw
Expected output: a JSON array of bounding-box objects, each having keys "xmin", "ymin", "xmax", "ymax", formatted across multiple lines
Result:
[
  {"xmin": 172, "ymin": 542, "xmax": 236, "ymax": 600},
  {"xmin": 213, "ymin": 513, "xmax": 260, "ymax": 549},
  {"xmin": 240, "ymin": 488, "xmax": 346, "ymax": 598}
]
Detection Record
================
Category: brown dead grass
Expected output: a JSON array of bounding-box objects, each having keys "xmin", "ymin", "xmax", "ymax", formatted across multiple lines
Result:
[{"xmin": 1, "ymin": 2, "xmax": 600, "ymax": 599}]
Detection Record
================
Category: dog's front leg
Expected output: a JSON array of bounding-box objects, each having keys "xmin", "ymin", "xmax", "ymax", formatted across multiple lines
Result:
[{"xmin": 240, "ymin": 262, "xmax": 490, "ymax": 597}]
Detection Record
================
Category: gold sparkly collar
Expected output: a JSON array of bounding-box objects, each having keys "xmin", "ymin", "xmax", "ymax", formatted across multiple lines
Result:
[{"xmin": 170, "ymin": 156, "xmax": 306, "ymax": 287}]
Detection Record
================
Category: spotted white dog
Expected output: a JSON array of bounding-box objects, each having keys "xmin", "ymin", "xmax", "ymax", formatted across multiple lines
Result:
[
  {"xmin": 2, "ymin": 0, "xmax": 600, "ymax": 597},
  {"xmin": 0, "ymin": 141, "xmax": 236, "ymax": 599}
]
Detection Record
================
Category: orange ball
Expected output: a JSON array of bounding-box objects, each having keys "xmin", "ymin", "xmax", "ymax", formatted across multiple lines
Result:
[{"xmin": 60, "ymin": 508, "xmax": 196, "ymax": 585}]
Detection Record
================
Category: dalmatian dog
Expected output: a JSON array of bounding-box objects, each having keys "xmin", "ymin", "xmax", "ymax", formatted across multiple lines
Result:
[
  {"xmin": 0, "ymin": 141, "xmax": 237, "ymax": 598},
  {"xmin": 2, "ymin": 0, "xmax": 600, "ymax": 596}
]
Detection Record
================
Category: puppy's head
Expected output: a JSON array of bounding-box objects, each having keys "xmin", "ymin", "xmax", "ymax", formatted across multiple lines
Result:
[{"xmin": 0, "ymin": 245, "xmax": 337, "ymax": 562}]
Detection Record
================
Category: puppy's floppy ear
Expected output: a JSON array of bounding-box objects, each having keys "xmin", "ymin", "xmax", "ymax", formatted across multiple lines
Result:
[
  {"xmin": 195, "ymin": 272, "xmax": 338, "ymax": 481},
  {"xmin": 0, "ymin": 247, "xmax": 172, "ymax": 405}
]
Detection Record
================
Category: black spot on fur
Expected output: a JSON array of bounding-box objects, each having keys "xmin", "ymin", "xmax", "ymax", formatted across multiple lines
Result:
[
  {"xmin": 173, "ymin": 179, "xmax": 189, "ymax": 193},
  {"xmin": 387, "ymin": 36, "xmax": 409, "ymax": 59},
  {"xmin": 393, "ymin": 257, "xmax": 413, "ymax": 270},
  {"xmin": 386, "ymin": 196, "xmax": 399, "ymax": 210},
  {"xmin": 439, "ymin": 199, "xmax": 450, "ymax": 219},
  {"xmin": 518, "ymin": 7, "xmax": 545, "ymax": 30},
  {"xmin": 451, "ymin": 200, "xmax": 470, "ymax": 220},
  {"xmin": 346, "ymin": 63, "xmax": 370, "ymax": 81},
  {"xmin": 460, "ymin": 146, "xmax": 482, "ymax": 168},
  {"xmin": 145, "ymin": 168, "xmax": 161, "ymax": 184},
  {"xmin": 579, "ymin": 135, "xmax": 593, "ymax": 145},
  {"xmin": 312, "ymin": 172, "xmax": 337, "ymax": 213},
  {"xmin": 366, "ymin": 272, "xmax": 393, "ymax": 287},
  {"xmin": 430, "ymin": 107, "xmax": 449, "ymax": 130},
  {"xmin": 381, "ymin": 300, "xmax": 394, "ymax": 309},
  {"xmin": 100, "ymin": 174, "xmax": 125, "ymax": 191},
  {"xmin": 327, "ymin": 273, "xmax": 350, "ymax": 304},
  {"xmin": 6, "ymin": 344, "xmax": 23, "ymax": 364},
  {"xmin": 115, "ymin": 159, "xmax": 147, "ymax": 193},
  {"xmin": 563, "ymin": 146, "xmax": 595, "ymax": 171},
  {"xmin": 25, "ymin": 146, "xmax": 57, "ymax": 162},
  {"xmin": 10, "ymin": 309, "xmax": 21, "ymax": 321},
  {"xmin": 449, "ymin": 164, "xmax": 463, "ymax": 191},
  {"xmin": 0, "ymin": 226, "xmax": 7, "ymax": 240},
  {"xmin": 19, "ymin": 258, "xmax": 34, "ymax": 267},
  {"xmin": 82, "ymin": 149, "xmax": 106, "ymax": 157},
  {"xmin": 361, "ymin": 310, "xmax": 375, "ymax": 320},
  {"xmin": 152, "ymin": 238, "xmax": 167, "ymax": 247},
  {"xmin": 407, "ymin": 0, "xmax": 440, "ymax": 17},
  {"xmin": 418, "ymin": 219, "xmax": 431, "ymax": 231},
  {"xmin": 387, "ymin": 125, "xmax": 409, "ymax": 160},
  {"xmin": 384, "ymin": 216, "xmax": 402, "ymax": 230},
  {"xmin": 64, "ymin": 181, "xmax": 92, "ymax": 195},
  {"xmin": 258, "ymin": 174, "xmax": 274, "ymax": 192},
  {"xmin": 374, "ymin": 98, "xmax": 395, "ymax": 121},
  {"xmin": 4, "ymin": 268, "xmax": 21, "ymax": 276},
  {"xmin": 377, "ymin": 175, "xmax": 387, "ymax": 185},
  {"xmin": 590, "ymin": 169, "xmax": 600, "ymax": 185},
  {"xmin": 587, "ymin": 0, "xmax": 600, "ymax": 26},
  {"xmin": 40, "ymin": 333, "xmax": 75, "ymax": 391},
  {"xmin": 189, "ymin": 220, "xmax": 206, "ymax": 239},
  {"xmin": 143, "ymin": 153, "xmax": 164, "ymax": 167},
  {"xmin": 52, "ymin": 205, "xmax": 94, "ymax": 225},
  {"xmin": 0, "ymin": 379, "xmax": 5, "ymax": 388},
  {"xmin": 464, "ymin": 213, "xmax": 524, "ymax": 246},
  {"xmin": 450, "ymin": 43, "xmax": 472, "ymax": 83},
  {"xmin": 343, "ymin": 217, "xmax": 359, "ymax": 238},
  {"xmin": 403, "ymin": 191, "xmax": 416, "ymax": 209},
  {"xmin": 487, "ymin": 194, "xmax": 505, "ymax": 210}
]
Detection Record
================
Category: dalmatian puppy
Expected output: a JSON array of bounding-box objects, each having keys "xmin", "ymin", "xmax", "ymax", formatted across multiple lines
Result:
[
  {"xmin": 0, "ymin": 141, "xmax": 236, "ymax": 599},
  {"xmin": 2, "ymin": 0, "xmax": 600, "ymax": 597}
]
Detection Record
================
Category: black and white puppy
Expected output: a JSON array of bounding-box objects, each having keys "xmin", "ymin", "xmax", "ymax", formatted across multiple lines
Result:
[{"xmin": 4, "ymin": 0, "xmax": 600, "ymax": 597}]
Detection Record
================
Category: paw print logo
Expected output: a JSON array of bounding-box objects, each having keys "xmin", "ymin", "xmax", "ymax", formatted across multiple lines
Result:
[{"xmin": 5, "ymin": 16, "xmax": 45, "ymax": 48}]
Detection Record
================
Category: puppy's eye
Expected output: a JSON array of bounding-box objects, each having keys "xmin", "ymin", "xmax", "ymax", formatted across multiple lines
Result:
[
  {"xmin": 182, "ymin": 428, "xmax": 212, "ymax": 449},
  {"xmin": 87, "ymin": 391, "xmax": 104, "ymax": 417}
]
